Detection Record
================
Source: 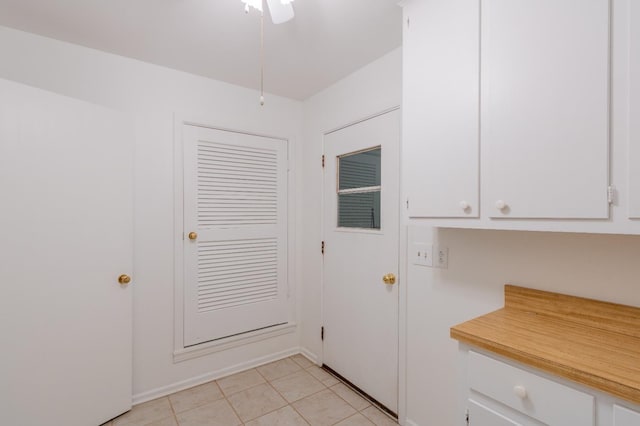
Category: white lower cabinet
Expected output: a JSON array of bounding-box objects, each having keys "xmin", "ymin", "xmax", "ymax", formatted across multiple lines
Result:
[
  {"xmin": 466, "ymin": 351, "xmax": 594, "ymax": 425},
  {"xmin": 462, "ymin": 350, "xmax": 640, "ymax": 426},
  {"xmin": 468, "ymin": 399, "xmax": 523, "ymax": 426},
  {"xmin": 613, "ymin": 405, "xmax": 640, "ymax": 426}
]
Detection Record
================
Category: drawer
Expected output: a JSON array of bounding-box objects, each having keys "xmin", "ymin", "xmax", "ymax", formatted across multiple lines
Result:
[
  {"xmin": 468, "ymin": 351, "xmax": 594, "ymax": 425},
  {"xmin": 614, "ymin": 404, "xmax": 640, "ymax": 426}
]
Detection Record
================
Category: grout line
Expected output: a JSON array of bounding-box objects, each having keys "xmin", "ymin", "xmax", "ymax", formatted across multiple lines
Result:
[
  {"xmin": 165, "ymin": 393, "xmax": 180, "ymax": 425},
  {"xmin": 223, "ymin": 390, "xmax": 245, "ymax": 425}
]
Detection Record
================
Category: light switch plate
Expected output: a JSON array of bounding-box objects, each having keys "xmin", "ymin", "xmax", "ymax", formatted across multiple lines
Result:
[{"xmin": 412, "ymin": 242, "xmax": 433, "ymax": 267}]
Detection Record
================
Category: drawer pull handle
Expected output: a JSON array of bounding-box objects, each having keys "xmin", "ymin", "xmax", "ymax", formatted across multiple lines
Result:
[{"xmin": 513, "ymin": 385, "xmax": 527, "ymax": 399}]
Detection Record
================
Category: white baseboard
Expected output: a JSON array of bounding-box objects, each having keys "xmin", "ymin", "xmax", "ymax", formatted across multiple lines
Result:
[
  {"xmin": 132, "ymin": 347, "xmax": 300, "ymax": 405},
  {"xmin": 298, "ymin": 347, "xmax": 320, "ymax": 366},
  {"xmin": 403, "ymin": 418, "xmax": 419, "ymax": 426}
]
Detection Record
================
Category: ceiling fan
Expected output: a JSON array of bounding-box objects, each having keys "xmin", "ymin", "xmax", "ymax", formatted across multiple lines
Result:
[{"xmin": 241, "ymin": 0, "xmax": 295, "ymax": 24}]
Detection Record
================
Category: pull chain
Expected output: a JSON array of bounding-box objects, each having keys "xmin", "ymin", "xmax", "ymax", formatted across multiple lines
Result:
[{"xmin": 260, "ymin": 10, "xmax": 265, "ymax": 106}]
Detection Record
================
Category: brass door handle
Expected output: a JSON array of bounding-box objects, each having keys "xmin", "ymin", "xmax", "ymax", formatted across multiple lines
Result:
[
  {"xmin": 382, "ymin": 273, "xmax": 396, "ymax": 285},
  {"xmin": 188, "ymin": 232, "xmax": 198, "ymax": 241},
  {"xmin": 118, "ymin": 274, "xmax": 131, "ymax": 285}
]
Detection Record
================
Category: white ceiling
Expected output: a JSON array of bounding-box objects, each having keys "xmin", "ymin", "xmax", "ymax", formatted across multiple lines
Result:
[{"xmin": 0, "ymin": 0, "xmax": 403, "ymax": 100}]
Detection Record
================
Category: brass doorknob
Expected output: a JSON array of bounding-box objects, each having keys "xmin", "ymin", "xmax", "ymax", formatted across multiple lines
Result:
[
  {"xmin": 118, "ymin": 274, "xmax": 131, "ymax": 285},
  {"xmin": 382, "ymin": 273, "xmax": 396, "ymax": 285},
  {"xmin": 188, "ymin": 232, "xmax": 198, "ymax": 241}
]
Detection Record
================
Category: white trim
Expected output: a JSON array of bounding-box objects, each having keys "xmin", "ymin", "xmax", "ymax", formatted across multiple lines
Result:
[
  {"xmin": 337, "ymin": 186, "xmax": 382, "ymax": 195},
  {"xmin": 298, "ymin": 347, "xmax": 321, "ymax": 366},
  {"xmin": 173, "ymin": 323, "xmax": 298, "ymax": 363},
  {"xmin": 403, "ymin": 419, "xmax": 420, "ymax": 426},
  {"xmin": 173, "ymin": 113, "xmax": 186, "ymax": 355},
  {"xmin": 324, "ymin": 106, "xmax": 401, "ymax": 136},
  {"xmin": 133, "ymin": 347, "xmax": 301, "ymax": 405}
]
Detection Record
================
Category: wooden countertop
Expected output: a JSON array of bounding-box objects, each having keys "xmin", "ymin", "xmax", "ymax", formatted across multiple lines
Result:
[{"xmin": 450, "ymin": 285, "xmax": 640, "ymax": 405}]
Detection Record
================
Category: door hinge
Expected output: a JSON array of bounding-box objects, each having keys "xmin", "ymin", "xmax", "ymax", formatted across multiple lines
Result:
[
  {"xmin": 321, "ymin": 241, "xmax": 325, "ymax": 255},
  {"xmin": 607, "ymin": 185, "xmax": 615, "ymax": 204},
  {"xmin": 322, "ymin": 155, "xmax": 325, "ymax": 168},
  {"xmin": 321, "ymin": 326, "xmax": 324, "ymax": 341},
  {"xmin": 465, "ymin": 408, "xmax": 469, "ymax": 426},
  {"xmin": 406, "ymin": 198, "xmax": 409, "ymax": 209}
]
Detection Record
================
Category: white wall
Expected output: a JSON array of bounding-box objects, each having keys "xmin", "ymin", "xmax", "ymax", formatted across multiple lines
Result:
[
  {"xmin": 0, "ymin": 26, "xmax": 304, "ymax": 401},
  {"xmin": 299, "ymin": 48, "xmax": 403, "ymax": 360}
]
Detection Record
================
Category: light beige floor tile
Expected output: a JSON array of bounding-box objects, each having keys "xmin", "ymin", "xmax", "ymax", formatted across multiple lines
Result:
[
  {"xmin": 257, "ymin": 358, "xmax": 302, "ymax": 381},
  {"xmin": 270, "ymin": 370, "xmax": 325, "ymax": 402},
  {"xmin": 226, "ymin": 383, "xmax": 288, "ymax": 422},
  {"xmin": 290, "ymin": 354, "xmax": 314, "ymax": 369},
  {"xmin": 305, "ymin": 366, "xmax": 340, "ymax": 387},
  {"xmin": 169, "ymin": 381, "xmax": 223, "ymax": 413},
  {"xmin": 244, "ymin": 405, "xmax": 310, "ymax": 426},
  {"xmin": 330, "ymin": 383, "xmax": 371, "ymax": 411},
  {"xmin": 360, "ymin": 406, "xmax": 398, "ymax": 426},
  {"xmin": 292, "ymin": 389, "xmax": 357, "ymax": 426},
  {"xmin": 217, "ymin": 369, "xmax": 266, "ymax": 396},
  {"xmin": 334, "ymin": 413, "xmax": 375, "ymax": 426},
  {"xmin": 147, "ymin": 417, "xmax": 178, "ymax": 426},
  {"xmin": 113, "ymin": 397, "xmax": 174, "ymax": 426},
  {"xmin": 175, "ymin": 399, "xmax": 241, "ymax": 426}
]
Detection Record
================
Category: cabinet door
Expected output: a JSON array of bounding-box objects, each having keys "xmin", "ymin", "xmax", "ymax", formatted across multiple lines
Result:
[
  {"xmin": 468, "ymin": 399, "xmax": 522, "ymax": 426},
  {"xmin": 613, "ymin": 405, "xmax": 640, "ymax": 426},
  {"xmin": 629, "ymin": 1, "xmax": 640, "ymax": 218},
  {"xmin": 482, "ymin": 0, "xmax": 610, "ymax": 219},
  {"xmin": 403, "ymin": 0, "xmax": 479, "ymax": 218}
]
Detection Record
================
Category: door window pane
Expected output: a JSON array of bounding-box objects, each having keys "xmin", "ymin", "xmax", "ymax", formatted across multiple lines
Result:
[
  {"xmin": 338, "ymin": 192, "xmax": 381, "ymax": 228},
  {"xmin": 338, "ymin": 148, "xmax": 381, "ymax": 190},
  {"xmin": 337, "ymin": 147, "xmax": 381, "ymax": 229}
]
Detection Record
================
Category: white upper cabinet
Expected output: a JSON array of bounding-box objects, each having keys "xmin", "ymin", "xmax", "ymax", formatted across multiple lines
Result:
[
  {"xmin": 403, "ymin": 0, "xmax": 480, "ymax": 218},
  {"xmin": 481, "ymin": 0, "xmax": 610, "ymax": 219},
  {"xmin": 629, "ymin": 1, "xmax": 640, "ymax": 219}
]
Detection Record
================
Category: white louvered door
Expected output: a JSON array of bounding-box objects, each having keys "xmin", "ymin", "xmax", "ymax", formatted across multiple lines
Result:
[{"xmin": 183, "ymin": 125, "xmax": 288, "ymax": 347}]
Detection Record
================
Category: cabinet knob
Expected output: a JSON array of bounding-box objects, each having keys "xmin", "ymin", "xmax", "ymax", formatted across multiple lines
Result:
[
  {"xmin": 459, "ymin": 201, "xmax": 470, "ymax": 210},
  {"xmin": 496, "ymin": 200, "xmax": 507, "ymax": 211},
  {"xmin": 513, "ymin": 385, "xmax": 527, "ymax": 399}
]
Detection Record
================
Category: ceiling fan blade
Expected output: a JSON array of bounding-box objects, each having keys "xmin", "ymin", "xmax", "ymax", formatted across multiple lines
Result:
[{"xmin": 266, "ymin": 0, "xmax": 294, "ymax": 24}]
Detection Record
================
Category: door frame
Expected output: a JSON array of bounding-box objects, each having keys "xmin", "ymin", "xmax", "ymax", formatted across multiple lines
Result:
[
  {"xmin": 319, "ymin": 106, "xmax": 405, "ymax": 418},
  {"xmin": 172, "ymin": 113, "xmax": 298, "ymax": 363}
]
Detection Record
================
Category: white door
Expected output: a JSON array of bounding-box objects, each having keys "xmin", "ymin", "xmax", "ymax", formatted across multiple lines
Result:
[
  {"xmin": 182, "ymin": 125, "xmax": 288, "ymax": 347},
  {"xmin": 0, "ymin": 79, "xmax": 133, "ymax": 426},
  {"xmin": 322, "ymin": 109, "xmax": 400, "ymax": 413}
]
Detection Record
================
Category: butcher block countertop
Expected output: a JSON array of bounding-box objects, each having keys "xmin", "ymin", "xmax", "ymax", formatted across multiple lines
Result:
[{"xmin": 450, "ymin": 285, "xmax": 640, "ymax": 404}]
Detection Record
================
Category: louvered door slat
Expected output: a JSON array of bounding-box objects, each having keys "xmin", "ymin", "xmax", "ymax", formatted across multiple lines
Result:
[{"xmin": 183, "ymin": 125, "xmax": 288, "ymax": 346}]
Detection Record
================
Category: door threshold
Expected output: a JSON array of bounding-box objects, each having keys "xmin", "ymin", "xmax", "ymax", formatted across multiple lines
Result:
[{"xmin": 321, "ymin": 364, "xmax": 398, "ymax": 420}]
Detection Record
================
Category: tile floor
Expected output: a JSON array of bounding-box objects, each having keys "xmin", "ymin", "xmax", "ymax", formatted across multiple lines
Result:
[{"xmin": 104, "ymin": 354, "xmax": 398, "ymax": 426}]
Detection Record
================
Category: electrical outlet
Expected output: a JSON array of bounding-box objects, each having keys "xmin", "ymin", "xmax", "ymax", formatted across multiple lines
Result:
[
  {"xmin": 434, "ymin": 246, "xmax": 449, "ymax": 269},
  {"xmin": 412, "ymin": 243, "xmax": 433, "ymax": 267}
]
